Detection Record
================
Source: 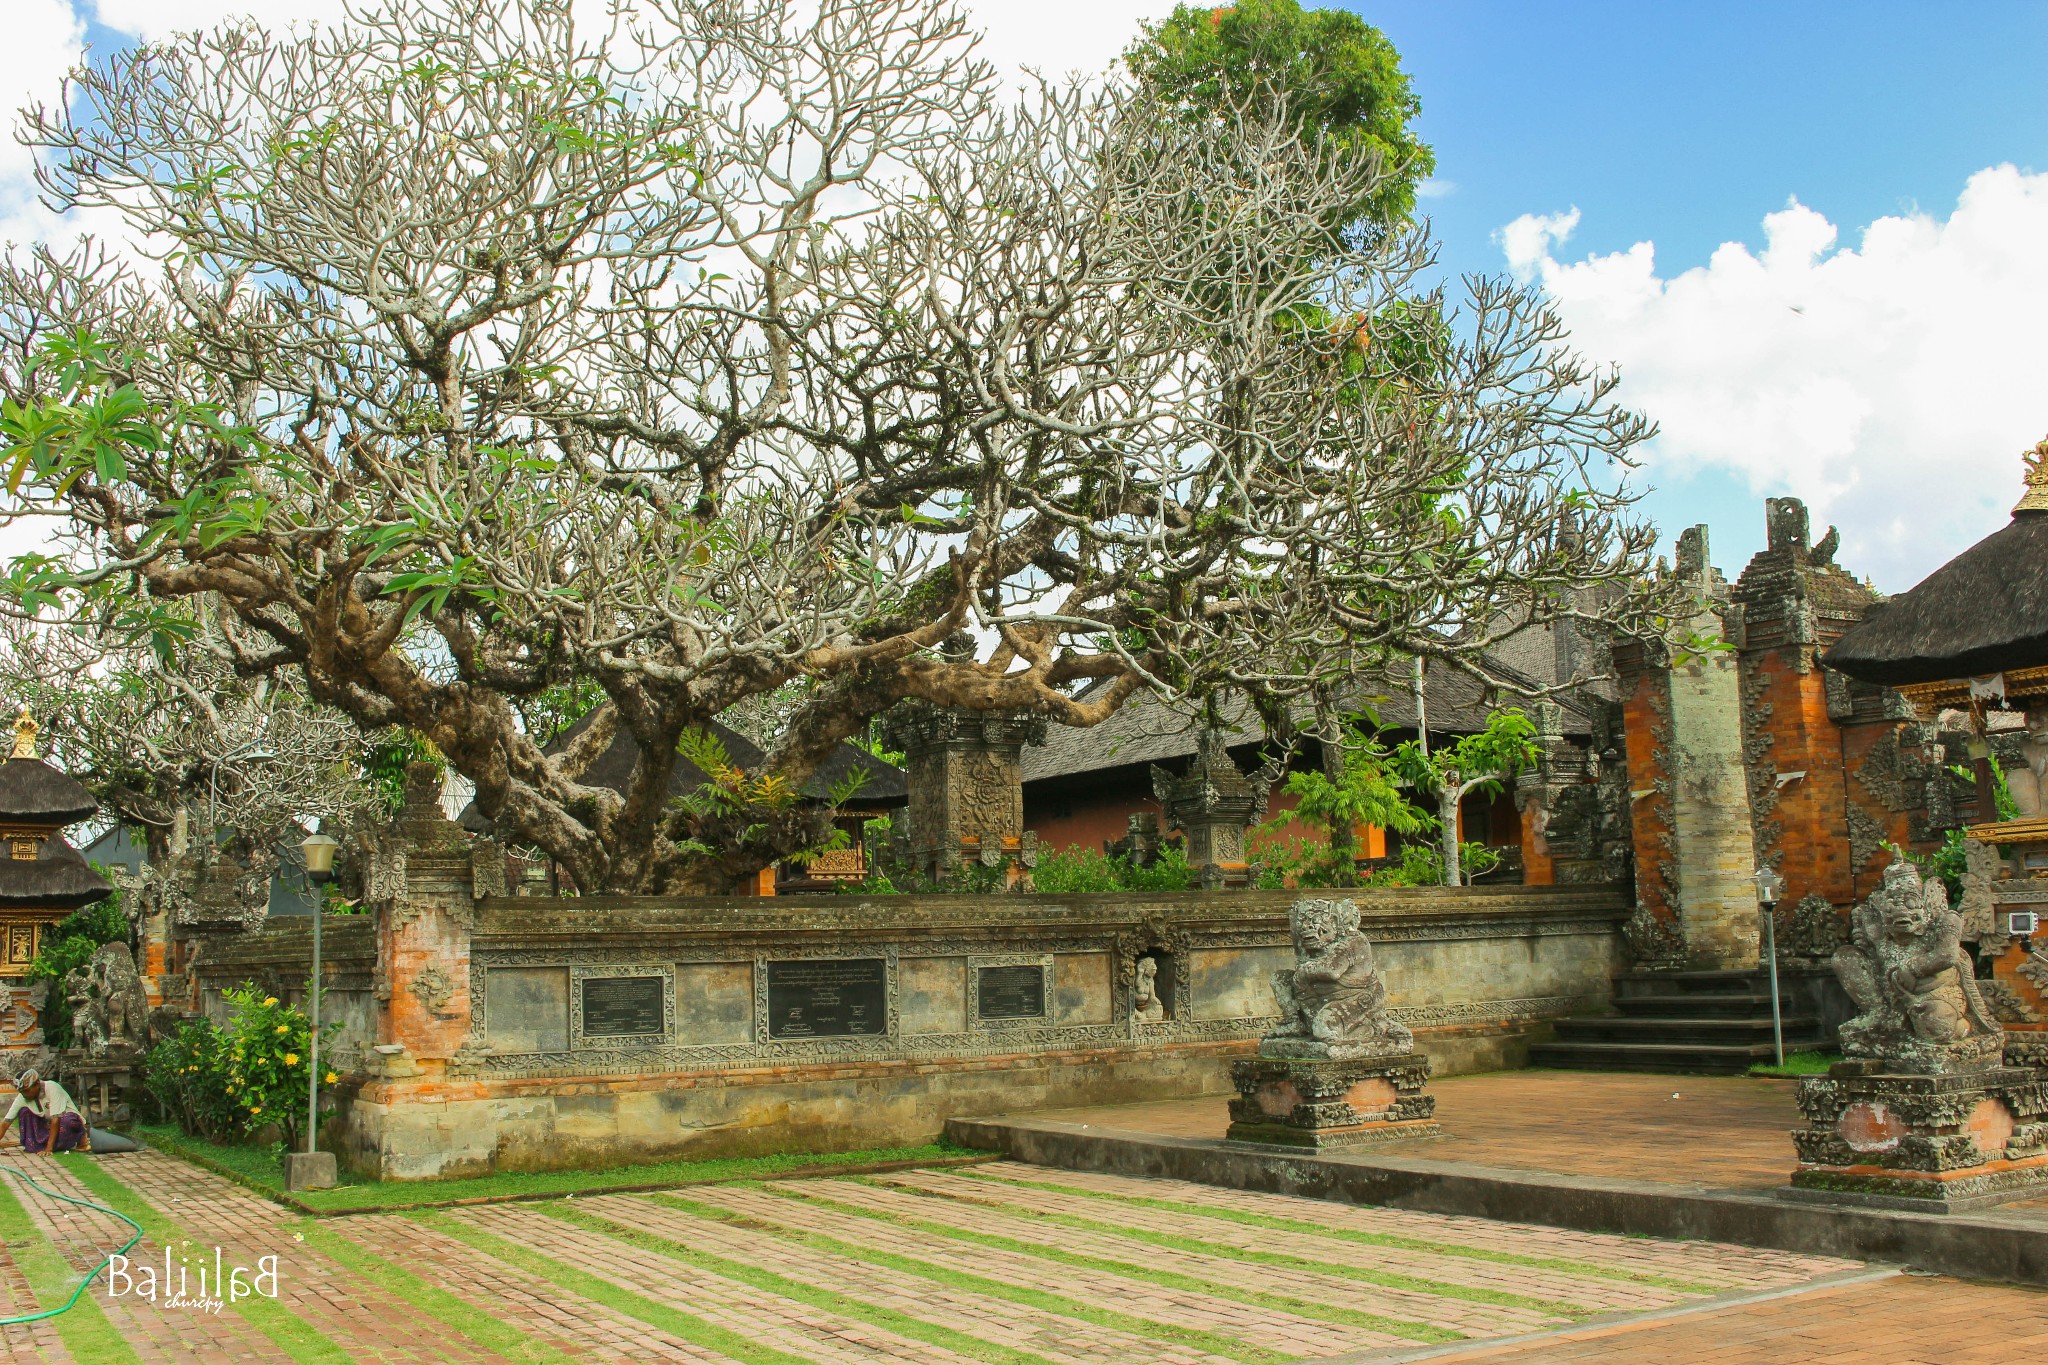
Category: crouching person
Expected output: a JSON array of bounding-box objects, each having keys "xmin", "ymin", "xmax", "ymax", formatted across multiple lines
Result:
[{"xmin": 1, "ymin": 1070, "xmax": 87, "ymax": 1153}]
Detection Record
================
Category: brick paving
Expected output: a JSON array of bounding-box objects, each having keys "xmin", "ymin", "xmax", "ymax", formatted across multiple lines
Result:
[
  {"xmin": 0, "ymin": 1126, "xmax": 2025, "ymax": 1363},
  {"xmin": 1037, "ymin": 1070, "xmax": 1808, "ymax": 1190},
  {"xmin": 1346, "ymin": 1273, "xmax": 2048, "ymax": 1363}
]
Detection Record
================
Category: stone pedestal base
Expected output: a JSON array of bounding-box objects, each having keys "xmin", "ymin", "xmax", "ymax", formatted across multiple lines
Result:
[
  {"xmin": 282, "ymin": 1151, "xmax": 338, "ymax": 1191},
  {"xmin": 1225, "ymin": 1053, "xmax": 1438, "ymax": 1150},
  {"xmin": 1786, "ymin": 1061, "xmax": 2048, "ymax": 1211}
]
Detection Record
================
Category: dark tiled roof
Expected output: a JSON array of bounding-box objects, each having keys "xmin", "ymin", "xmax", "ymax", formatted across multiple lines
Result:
[
  {"xmin": 1022, "ymin": 660, "xmax": 1595, "ymax": 784},
  {"xmin": 459, "ymin": 715, "xmax": 906, "ymax": 833}
]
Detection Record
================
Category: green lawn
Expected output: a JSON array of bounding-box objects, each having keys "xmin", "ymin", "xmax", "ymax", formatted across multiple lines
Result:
[
  {"xmin": 1747, "ymin": 1050, "xmax": 1837, "ymax": 1078},
  {"xmin": 136, "ymin": 1125, "xmax": 989, "ymax": 1213}
]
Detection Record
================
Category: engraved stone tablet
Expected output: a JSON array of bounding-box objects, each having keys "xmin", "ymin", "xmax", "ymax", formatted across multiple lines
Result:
[
  {"xmin": 580, "ymin": 974, "xmax": 665, "ymax": 1038},
  {"xmin": 977, "ymin": 964, "xmax": 1047, "ymax": 1020},
  {"xmin": 766, "ymin": 958, "xmax": 887, "ymax": 1039}
]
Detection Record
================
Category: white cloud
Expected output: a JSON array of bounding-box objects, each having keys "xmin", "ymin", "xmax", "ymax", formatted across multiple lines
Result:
[
  {"xmin": 966, "ymin": 0, "xmax": 1171, "ymax": 85},
  {"xmin": 1500, "ymin": 166, "xmax": 2048, "ymax": 588},
  {"xmin": 87, "ymin": 0, "xmax": 349, "ymax": 43},
  {"xmin": 1498, "ymin": 206, "xmax": 1578, "ymax": 282},
  {"xmin": 0, "ymin": 0, "xmax": 85, "ymax": 243}
]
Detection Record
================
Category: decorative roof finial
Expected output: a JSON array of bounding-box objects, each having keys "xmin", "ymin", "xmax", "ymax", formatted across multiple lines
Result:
[
  {"xmin": 9, "ymin": 705, "xmax": 35, "ymax": 761},
  {"xmin": 2017, "ymin": 436, "xmax": 2048, "ymax": 514}
]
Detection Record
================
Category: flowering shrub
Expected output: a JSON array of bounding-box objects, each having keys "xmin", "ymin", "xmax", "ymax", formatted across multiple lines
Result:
[
  {"xmin": 142, "ymin": 984, "xmax": 338, "ymax": 1150},
  {"xmin": 141, "ymin": 1018, "xmax": 237, "ymax": 1140}
]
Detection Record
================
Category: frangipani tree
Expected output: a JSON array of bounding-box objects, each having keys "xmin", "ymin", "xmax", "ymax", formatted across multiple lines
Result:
[
  {"xmin": 0, "ymin": 0, "xmax": 1675, "ymax": 893},
  {"xmin": 1393, "ymin": 708, "xmax": 1542, "ymax": 887},
  {"xmin": 0, "ymin": 607, "xmax": 385, "ymax": 865}
]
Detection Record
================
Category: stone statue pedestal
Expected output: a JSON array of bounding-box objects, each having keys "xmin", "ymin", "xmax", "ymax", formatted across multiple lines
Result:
[
  {"xmin": 1225, "ymin": 1052, "xmax": 1438, "ymax": 1150},
  {"xmin": 1786, "ymin": 1059, "xmax": 2048, "ymax": 1211}
]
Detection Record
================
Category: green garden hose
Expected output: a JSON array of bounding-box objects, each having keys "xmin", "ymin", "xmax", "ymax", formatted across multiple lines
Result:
[{"xmin": 0, "ymin": 1162, "xmax": 145, "ymax": 1325}]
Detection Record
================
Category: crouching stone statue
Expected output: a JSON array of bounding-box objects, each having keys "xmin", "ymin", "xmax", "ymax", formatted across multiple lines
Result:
[
  {"xmin": 1226, "ymin": 897, "xmax": 1435, "ymax": 1148},
  {"xmin": 1787, "ymin": 856, "xmax": 2048, "ymax": 1210},
  {"xmin": 1264, "ymin": 898, "xmax": 1413, "ymax": 1059},
  {"xmin": 1833, "ymin": 857, "xmax": 2000, "ymax": 1070}
]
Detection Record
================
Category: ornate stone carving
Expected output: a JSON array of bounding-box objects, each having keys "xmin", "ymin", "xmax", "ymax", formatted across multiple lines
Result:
[
  {"xmin": 1832, "ymin": 857, "xmax": 2001, "ymax": 1071},
  {"xmin": 1226, "ymin": 1053, "xmax": 1438, "ymax": 1149},
  {"xmin": 1623, "ymin": 905, "xmax": 1687, "ymax": 970},
  {"xmin": 1261, "ymin": 898, "xmax": 1411, "ymax": 1061},
  {"xmin": 1133, "ymin": 955, "xmax": 1165, "ymax": 1024},
  {"xmin": 884, "ymin": 701, "xmax": 1046, "ymax": 885},
  {"xmin": 1956, "ymin": 834, "xmax": 2002, "ymax": 940},
  {"xmin": 409, "ymin": 965, "xmax": 456, "ymax": 1016},
  {"xmin": 62, "ymin": 941, "xmax": 152, "ymax": 1059},
  {"xmin": 1151, "ymin": 731, "xmax": 1271, "ymax": 884},
  {"xmin": 1774, "ymin": 893, "xmax": 1846, "ymax": 968},
  {"xmin": 470, "ymin": 837, "xmax": 509, "ymax": 900},
  {"xmin": 1104, "ymin": 813, "xmax": 1164, "ymax": 867}
]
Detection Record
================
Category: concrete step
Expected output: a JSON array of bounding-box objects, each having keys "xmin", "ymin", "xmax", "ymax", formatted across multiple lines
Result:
[
  {"xmin": 1553, "ymin": 1015, "xmax": 1825, "ymax": 1046},
  {"xmin": 1613, "ymin": 970, "xmax": 1778, "ymax": 999},
  {"xmin": 1527, "ymin": 1039, "xmax": 1803, "ymax": 1075},
  {"xmin": 1617, "ymin": 993, "xmax": 1790, "ymax": 1018}
]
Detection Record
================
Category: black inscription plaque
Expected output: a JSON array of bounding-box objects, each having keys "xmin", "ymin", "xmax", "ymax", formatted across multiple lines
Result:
[
  {"xmin": 580, "ymin": 975, "xmax": 665, "ymax": 1038},
  {"xmin": 766, "ymin": 958, "xmax": 887, "ymax": 1039},
  {"xmin": 977, "ymin": 964, "xmax": 1046, "ymax": 1020}
]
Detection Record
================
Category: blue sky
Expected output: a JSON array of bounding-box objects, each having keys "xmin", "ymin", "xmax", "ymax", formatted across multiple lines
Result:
[{"xmin": 1356, "ymin": 1, "xmax": 2048, "ymax": 588}]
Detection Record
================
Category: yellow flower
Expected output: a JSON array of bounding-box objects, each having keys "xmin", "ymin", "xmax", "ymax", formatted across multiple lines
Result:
[
  {"xmin": 284, "ymin": 1054, "xmax": 299, "ymax": 1067},
  {"xmin": 275, "ymin": 1025, "xmax": 289, "ymax": 1034},
  {"xmin": 324, "ymin": 1072, "xmax": 338, "ymax": 1084},
  {"xmin": 263, "ymin": 997, "xmax": 278, "ymax": 1006},
  {"xmin": 250, "ymin": 1106, "xmax": 261, "ymax": 1114}
]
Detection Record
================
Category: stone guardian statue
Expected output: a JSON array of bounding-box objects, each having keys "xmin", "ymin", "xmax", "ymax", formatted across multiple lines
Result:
[
  {"xmin": 1263, "ymin": 897, "xmax": 1413, "ymax": 1059},
  {"xmin": 1832, "ymin": 857, "xmax": 2000, "ymax": 1070},
  {"xmin": 1225, "ymin": 896, "xmax": 1436, "ymax": 1148}
]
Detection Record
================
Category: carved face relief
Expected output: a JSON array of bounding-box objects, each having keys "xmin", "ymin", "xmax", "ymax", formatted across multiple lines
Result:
[
  {"xmin": 1290, "ymin": 899, "xmax": 1359, "ymax": 957},
  {"xmin": 1883, "ymin": 893, "xmax": 1932, "ymax": 941}
]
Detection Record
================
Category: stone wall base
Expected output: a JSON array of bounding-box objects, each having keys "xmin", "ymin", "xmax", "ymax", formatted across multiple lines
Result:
[
  {"xmin": 338, "ymin": 1020, "xmax": 1540, "ymax": 1180},
  {"xmin": 339, "ymin": 1041, "xmax": 1247, "ymax": 1180}
]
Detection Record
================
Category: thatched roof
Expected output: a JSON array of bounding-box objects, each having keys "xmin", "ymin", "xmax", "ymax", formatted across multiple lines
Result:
[
  {"xmin": 0, "ymin": 834, "xmax": 112, "ymax": 909},
  {"xmin": 1824, "ymin": 511, "xmax": 2048, "ymax": 687},
  {"xmin": 457, "ymin": 715, "xmax": 906, "ymax": 834},
  {"xmin": 1023, "ymin": 657, "xmax": 1596, "ymax": 785},
  {"xmin": 0, "ymin": 758, "xmax": 98, "ymax": 827}
]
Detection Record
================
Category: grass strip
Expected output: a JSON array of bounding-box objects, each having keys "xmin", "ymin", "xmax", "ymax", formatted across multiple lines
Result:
[
  {"xmin": 139, "ymin": 1125, "xmax": 989, "ymax": 1214},
  {"xmin": 294, "ymin": 1220, "xmax": 579, "ymax": 1365},
  {"xmin": 775, "ymin": 1179, "xmax": 1462, "ymax": 1345},
  {"xmin": 409, "ymin": 1208, "xmax": 814, "ymax": 1365},
  {"xmin": 55, "ymin": 1155, "xmax": 353, "ymax": 1365},
  {"xmin": 649, "ymin": 1188, "xmax": 1285, "ymax": 1365},
  {"xmin": 535, "ymin": 1199, "xmax": 1058, "ymax": 1365},
  {"xmin": 0, "ymin": 1168, "xmax": 140, "ymax": 1363},
  {"xmin": 859, "ymin": 1174, "xmax": 1589, "ymax": 1319},
  {"xmin": 957, "ymin": 1168, "xmax": 1724, "ymax": 1296}
]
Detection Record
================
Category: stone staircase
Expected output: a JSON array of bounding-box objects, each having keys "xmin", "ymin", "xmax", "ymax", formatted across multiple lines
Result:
[{"xmin": 1530, "ymin": 969, "xmax": 1833, "ymax": 1074}]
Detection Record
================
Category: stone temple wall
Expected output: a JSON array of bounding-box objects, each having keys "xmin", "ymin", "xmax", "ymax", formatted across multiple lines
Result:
[{"xmin": 194, "ymin": 883, "xmax": 1628, "ymax": 1179}]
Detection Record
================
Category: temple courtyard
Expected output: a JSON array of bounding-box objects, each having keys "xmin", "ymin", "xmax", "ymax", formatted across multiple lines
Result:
[{"xmin": 0, "ymin": 1071, "xmax": 2037, "ymax": 1364}]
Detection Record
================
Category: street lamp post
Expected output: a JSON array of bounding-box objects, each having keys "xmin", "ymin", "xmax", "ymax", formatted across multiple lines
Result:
[
  {"xmin": 299, "ymin": 831, "xmax": 339, "ymax": 1177},
  {"xmin": 1753, "ymin": 866, "xmax": 1787, "ymax": 1068}
]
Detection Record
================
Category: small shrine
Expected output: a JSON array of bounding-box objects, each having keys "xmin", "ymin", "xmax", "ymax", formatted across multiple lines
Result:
[
  {"xmin": 1151, "ymin": 731, "xmax": 1273, "ymax": 889},
  {"xmin": 0, "ymin": 706, "xmax": 114, "ymax": 1059}
]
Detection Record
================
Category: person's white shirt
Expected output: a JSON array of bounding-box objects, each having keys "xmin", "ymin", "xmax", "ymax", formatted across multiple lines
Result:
[{"xmin": 5, "ymin": 1081, "xmax": 78, "ymax": 1121}]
